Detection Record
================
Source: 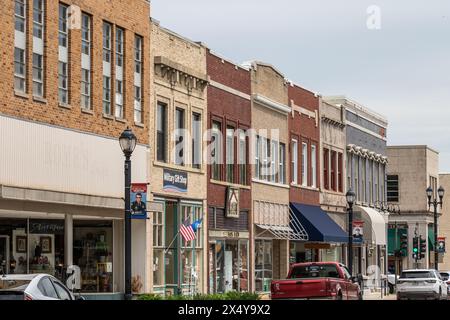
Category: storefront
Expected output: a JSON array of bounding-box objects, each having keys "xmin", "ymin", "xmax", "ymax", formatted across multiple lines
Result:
[
  {"xmin": 152, "ymin": 198, "xmax": 205, "ymax": 296},
  {"xmin": 289, "ymin": 203, "xmax": 348, "ymax": 265}
]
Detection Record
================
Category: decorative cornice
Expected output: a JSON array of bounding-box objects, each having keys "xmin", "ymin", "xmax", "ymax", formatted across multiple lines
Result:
[{"xmin": 253, "ymin": 94, "xmax": 291, "ymax": 114}]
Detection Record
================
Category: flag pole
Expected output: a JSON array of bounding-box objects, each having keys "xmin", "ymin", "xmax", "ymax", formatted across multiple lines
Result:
[{"xmin": 164, "ymin": 231, "xmax": 180, "ymax": 255}]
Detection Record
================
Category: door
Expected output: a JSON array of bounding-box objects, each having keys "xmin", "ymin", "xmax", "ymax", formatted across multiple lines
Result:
[
  {"xmin": 0, "ymin": 236, "xmax": 9, "ymax": 274},
  {"xmin": 224, "ymin": 251, "xmax": 233, "ymax": 292},
  {"xmin": 164, "ymin": 201, "xmax": 179, "ymax": 292}
]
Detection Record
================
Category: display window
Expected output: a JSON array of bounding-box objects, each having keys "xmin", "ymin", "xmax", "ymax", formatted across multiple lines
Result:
[
  {"xmin": 73, "ymin": 220, "xmax": 113, "ymax": 293},
  {"xmin": 255, "ymin": 239, "xmax": 273, "ymax": 292},
  {"xmin": 210, "ymin": 239, "xmax": 249, "ymax": 293}
]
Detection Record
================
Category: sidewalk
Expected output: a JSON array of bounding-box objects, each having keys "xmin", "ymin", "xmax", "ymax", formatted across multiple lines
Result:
[{"xmin": 363, "ymin": 292, "xmax": 396, "ymax": 300}]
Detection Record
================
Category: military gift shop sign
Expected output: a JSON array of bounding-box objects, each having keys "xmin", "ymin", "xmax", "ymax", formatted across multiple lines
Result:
[{"xmin": 163, "ymin": 169, "xmax": 188, "ymax": 193}]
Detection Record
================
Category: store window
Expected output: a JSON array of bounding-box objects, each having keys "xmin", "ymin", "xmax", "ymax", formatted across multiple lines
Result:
[
  {"xmin": 153, "ymin": 210, "xmax": 164, "ymax": 286},
  {"xmin": 254, "ymin": 240, "xmax": 272, "ymax": 292},
  {"xmin": 73, "ymin": 220, "xmax": 113, "ymax": 293},
  {"xmin": 0, "ymin": 218, "xmax": 65, "ymax": 280}
]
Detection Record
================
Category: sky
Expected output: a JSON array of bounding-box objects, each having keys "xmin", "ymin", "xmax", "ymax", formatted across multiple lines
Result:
[{"xmin": 151, "ymin": 0, "xmax": 450, "ymax": 172}]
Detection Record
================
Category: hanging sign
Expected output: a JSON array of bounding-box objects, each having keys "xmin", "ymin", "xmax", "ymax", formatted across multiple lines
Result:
[
  {"xmin": 353, "ymin": 220, "xmax": 364, "ymax": 244},
  {"xmin": 225, "ymin": 187, "xmax": 240, "ymax": 218},
  {"xmin": 131, "ymin": 183, "xmax": 148, "ymax": 219},
  {"xmin": 163, "ymin": 169, "xmax": 188, "ymax": 193},
  {"xmin": 438, "ymin": 237, "xmax": 446, "ymax": 253}
]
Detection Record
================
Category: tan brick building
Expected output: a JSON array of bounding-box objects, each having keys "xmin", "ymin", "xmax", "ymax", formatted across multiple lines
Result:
[
  {"xmin": 148, "ymin": 20, "xmax": 208, "ymax": 296},
  {"xmin": 246, "ymin": 61, "xmax": 294, "ymax": 293},
  {"xmin": 0, "ymin": 0, "xmax": 151, "ymax": 298}
]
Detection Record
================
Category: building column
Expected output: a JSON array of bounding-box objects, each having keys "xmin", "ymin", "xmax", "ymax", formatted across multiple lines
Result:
[{"xmin": 64, "ymin": 214, "xmax": 73, "ymax": 267}]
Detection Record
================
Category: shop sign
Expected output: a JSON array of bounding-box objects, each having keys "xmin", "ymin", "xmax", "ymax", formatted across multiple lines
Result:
[
  {"xmin": 225, "ymin": 187, "xmax": 239, "ymax": 219},
  {"xmin": 131, "ymin": 183, "xmax": 148, "ymax": 219},
  {"xmin": 209, "ymin": 230, "xmax": 249, "ymax": 239},
  {"xmin": 438, "ymin": 237, "xmax": 446, "ymax": 253},
  {"xmin": 29, "ymin": 221, "xmax": 64, "ymax": 234},
  {"xmin": 353, "ymin": 220, "xmax": 364, "ymax": 244},
  {"xmin": 163, "ymin": 169, "xmax": 188, "ymax": 193}
]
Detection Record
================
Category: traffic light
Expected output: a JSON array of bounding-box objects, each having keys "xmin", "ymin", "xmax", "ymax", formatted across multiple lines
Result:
[
  {"xmin": 400, "ymin": 233, "xmax": 408, "ymax": 256},
  {"xmin": 412, "ymin": 236, "xmax": 419, "ymax": 260},
  {"xmin": 420, "ymin": 236, "xmax": 427, "ymax": 259}
]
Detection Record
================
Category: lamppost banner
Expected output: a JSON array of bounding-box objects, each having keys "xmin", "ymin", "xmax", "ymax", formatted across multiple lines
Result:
[
  {"xmin": 131, "ymin": 183, "xmax": 147, "ymax": 219},
  {"xmin": 353, "ymin": 220, "xmax": 364, "ymax": 244},
  {"xmin": 438, "ymin": 237, "xmax": 446, "ymax": 253}
]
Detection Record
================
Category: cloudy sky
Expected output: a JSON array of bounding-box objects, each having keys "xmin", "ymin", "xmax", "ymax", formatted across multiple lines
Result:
[{"xmin": 152, "ymin": 0, "xmax": 450, "ymax": 171}]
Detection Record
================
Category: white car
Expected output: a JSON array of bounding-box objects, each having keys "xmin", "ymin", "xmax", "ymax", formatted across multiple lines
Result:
[
  {"xmin": 0, "ymin": 274, "xmax": 82, "ymax": 300},
  {"xmin": 397, "ymin": 269, "xmax": 448, "ymax": 300},
  {"xmin": 439, "ymin": 271, "xmax": 450, "ymax": 296}
]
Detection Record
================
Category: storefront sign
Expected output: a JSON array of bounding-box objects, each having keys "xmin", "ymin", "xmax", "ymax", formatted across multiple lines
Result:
[
  {"xmin": 29, "ymin": 221, "xmax": 64, "ymax": 234},
  {"xmin": 438, "ymin": 237, "xmax": 446, "ymax": 253},
  {"xmin": 209, "ymin": 230, "xmax": 249, "ymax": 239},
  {"xmin": 225, "ymin": 187, "xmax": 240, "ymax": 219},
  {"xmin": 353, "ymin": 220, "xmax": 364, "ymax": 244},
  {"xmin": 131, "ymin": 183, "xmax": 147, "ymax": 219},
  {"xmin": 163, "ymin": 169, "xmax": 188, "ymax": 193}
]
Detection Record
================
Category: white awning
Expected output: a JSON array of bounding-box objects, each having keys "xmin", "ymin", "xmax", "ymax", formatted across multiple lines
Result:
[
  {"xmin": 255, "ymin": 207, "xmax": 308, "ymax": 241},
  {"xmin": 356, "ymin": 206, "xmax": 387, "ymax": 245}
]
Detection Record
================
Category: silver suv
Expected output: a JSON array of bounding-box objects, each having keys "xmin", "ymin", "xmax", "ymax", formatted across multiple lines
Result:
[{"xmin": 397, "ymin": 269, "xmax": 448, "ymax": 300}]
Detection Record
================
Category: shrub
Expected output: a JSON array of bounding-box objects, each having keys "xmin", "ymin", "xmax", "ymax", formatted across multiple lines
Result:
[{"xmin": 137, "ymin": 293, "xmax": 163, "ymax": 300}]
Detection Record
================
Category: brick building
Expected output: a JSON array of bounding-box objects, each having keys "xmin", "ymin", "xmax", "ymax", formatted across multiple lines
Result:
[
  {"xmin": 206, "ymin": 50, "xmax": 251, "ymax": 294},
  {"xmin": 288, "ymin": 85, "xmax": 347, "ymax": 265},
  {"xmin": 0, "ymin": 0, "xmax": 151, "ymax": 298},
  {"xmin": 148, "ymin": 20, "xmax": 208, "ymax": 296}
]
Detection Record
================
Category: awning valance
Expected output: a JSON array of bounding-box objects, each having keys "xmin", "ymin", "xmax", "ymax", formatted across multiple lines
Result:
[
  {"xmin": 255, "ymin": 206, "xmax": 308, "ymax": 241},
  {"xmin": 356, "ymin": 206, "xmax": 387, "ymax": 245},
  {"xmin": 290, "ymin": 203, "xmax": 348, "ymax": 243}
]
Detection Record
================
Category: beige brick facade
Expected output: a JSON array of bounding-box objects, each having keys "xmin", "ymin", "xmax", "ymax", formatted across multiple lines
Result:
[{"xmin": 0, "ymin": 0, "xmax": 150, "ymax": 143}]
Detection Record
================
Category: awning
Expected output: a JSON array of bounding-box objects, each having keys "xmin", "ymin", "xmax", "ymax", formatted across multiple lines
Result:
[
  {"xmin": 290, "ymin": 203, "xmax": 348, "ymax": 243},
  {"xmin": 255, "ymin": 207, "xmax": 308, "ymax": 241},
  {"xmin": 356, "ymin": 206, "xmax": 387, "ymax": 245}
]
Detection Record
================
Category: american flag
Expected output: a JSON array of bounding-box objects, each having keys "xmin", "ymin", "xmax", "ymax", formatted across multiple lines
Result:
[{"xmin": 180, "ymin": 219, "xmax": 196, "ymax": 242}]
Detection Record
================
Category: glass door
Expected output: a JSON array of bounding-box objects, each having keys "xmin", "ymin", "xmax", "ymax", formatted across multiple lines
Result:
[{"xmin": 164, "ymin": 201, "xmax": 178, "ymax": 294}]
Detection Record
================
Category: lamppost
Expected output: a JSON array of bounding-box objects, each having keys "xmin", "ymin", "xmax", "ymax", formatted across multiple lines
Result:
[
  {"xmin": 426, "ymin": 186, "xmax": 445, "ymax": 270},
  {"xmin": 346, "ymin": 189, "xmax": 356, "ymax": 275},
  {"xmin": 119, "ymin": 128, "xmax": 137, "ymax": 300}
]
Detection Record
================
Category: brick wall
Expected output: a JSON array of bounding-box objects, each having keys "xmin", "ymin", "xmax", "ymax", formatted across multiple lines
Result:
[
  {"xmin": 288, "ymin": 84, "xmax": 320, "ymax": 205},
  {"xmin": 0, "ymin": 0, "xmax": 150, "ymax": 143}
]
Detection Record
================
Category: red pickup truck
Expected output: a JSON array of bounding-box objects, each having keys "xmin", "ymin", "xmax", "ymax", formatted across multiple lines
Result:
[{"xmin": 271, "ymin": 262, "xmax": 362, "ymax": 300}]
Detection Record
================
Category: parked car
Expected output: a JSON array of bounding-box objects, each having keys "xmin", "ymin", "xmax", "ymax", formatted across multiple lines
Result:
[
  {"xmin": 439, "ymin": 271, "xmax": 450, "ymax": 296},
  {"xmin": 396, "ymin": 269, "xmax": 448, "ymax": 300},
  {"xmin": 0, "ymin": 274, "xmax": 83, "ymax": 300},
  {"xmin": 271, "ymin": 262, "xmax": 362, "ymax": 300},
  {"xmin": 387, "ymin": 272, "xmax": 399, "ymax": 294}
]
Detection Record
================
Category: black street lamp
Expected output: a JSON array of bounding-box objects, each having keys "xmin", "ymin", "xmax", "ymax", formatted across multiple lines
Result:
[
  {"xmin": 119, "ymin": 128, "xmax": 137, "ymax": 300},
  {"xmin": 426, "ymin": 186, "xmax": 445, "ymax": 270},
  {"xmin": 346, "ymin": 189, "xmax": 356, "ymax": 276}
]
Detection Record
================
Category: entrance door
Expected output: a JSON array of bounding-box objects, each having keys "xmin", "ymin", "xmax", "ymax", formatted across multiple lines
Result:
[
  {"xmin": 224, "ymin": 251, "xmax": 233, "ymax": 292},
  {"xmin": 164, "ymin": 201, "xmax": 179, "ymax": 294},
  {"xmin": 0, "ymin": 236, "xmax": 10, "ymax": 274}
]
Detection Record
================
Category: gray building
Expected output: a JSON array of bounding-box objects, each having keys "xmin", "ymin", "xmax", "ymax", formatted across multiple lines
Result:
[{"xmin": 325, "ymin": 96, "xmax": 389, "ymax": 292}]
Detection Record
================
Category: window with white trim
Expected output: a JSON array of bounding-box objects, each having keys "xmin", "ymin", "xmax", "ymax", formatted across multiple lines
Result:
[
  {"xmin": 134, "ymin": 35, "xmax": 143, "ymax": 123},
  {"xmin": 302, "ymin": 142, "xmax": 308, "ymax": 186},
  {"xmin": 81, "ymin": 13, "xmax": 91, "ymax": 110},
  {"xmin": 15, "ymin": 0, "xmax": 27, "ymax": 93},
  {"xmin": 226, "ymin": 127, "xmax": 235, "ymax": 183},
  {"xmin": 58, "ymin": 4, "xmax": 69, "ymax": 104},
  {"xmin": 311, "ymin": 144, "xmax": 317, "ymax": 188},
  {"xmin": 239, "ymin": 131, "xmax": 247, "ymax": 185},
  {"xmin": 103, "ymin": 22, "xmax": 112, "ymax": 115},
  {"xmin": 291, "ymin": 139, "xmax": 298, "ymax": 184},
  {"xmin": 279, "ymin": 143, "xmax": 285, "ymax": 184},
  {"xmin": 32, "ymin": 53, "xmax": 43, "ymax": 97},
  {"xmin": 103, "ymin": 76, "xmax": 111, "ymax": 115},
  {"xmin": 115, "ymin": 27, "xmax": 124, "ymax": 118}
]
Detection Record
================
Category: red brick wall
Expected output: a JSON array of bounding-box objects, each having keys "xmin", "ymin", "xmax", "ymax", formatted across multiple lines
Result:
[
  {"xmin": 206, "ymin": 51, "xmax": 251, "ymax": 225},
  {"xmin": 0, "ymin": 0, "xmax": 150, "ymax": 144},
  {"xmin": 288, "ymin": 84, "xmax": 320, "ymax": 205}
]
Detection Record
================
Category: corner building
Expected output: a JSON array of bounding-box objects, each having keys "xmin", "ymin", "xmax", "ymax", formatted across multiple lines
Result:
[{"xmin": 0, "ymin": 0, "xmax": 151, "ymax": 298}]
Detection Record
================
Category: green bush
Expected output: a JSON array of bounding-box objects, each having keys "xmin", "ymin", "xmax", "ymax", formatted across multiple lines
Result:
[
  {"xmin": 137, "ymin": 291, "xmax": 260, "ymax": 300},
  {"xmin": 137, "ymin": 293, "xmax": 163, "ymax": 300}
]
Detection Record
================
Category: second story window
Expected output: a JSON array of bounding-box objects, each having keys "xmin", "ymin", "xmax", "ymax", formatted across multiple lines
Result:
[
  {"xmin": 115, "ymin": 27, "xmax": 124, "ymax": 118},
  {"xmin": 311, "ymin": 144, "xmax": 317, "ymax": 188},
  {"xmin": 14, "ymin": 0, "xmax": 27, "ymax": 93},
  {"xmin": 32, "ymin": 53, "xmax": 43, "ymax": 97},
  {"xmin": 211, "ymin": 121, "xmax": 222, "ymax": 180},
  {"xmin": 58, "ymin": 3, "xmax": 69, "ymax": 104},
  {"xmin": 279, "ymin": 143, "xmax": 285, "ymax": 184},
  {"xmin": 192, "ymin": 113, "xmax": 202, "ymax": 169},
  {"xmin": 331, "ymin": 151, "xmax": 336, "ymax": 191},
  {"xmin": 102, "ymin": 22, "xmax": 112, "ymax": 115},
  {"xmin": 338, "ymin": 153, "xmax": 343, "ymax": 192},
  {"xmin": 156, "ymin": 102, "xmax": 167, "ymax": 163},
  {"xmin": 291, "ymin": 139, "xmax": 298, "ymax": 184},
  {"xmin": 81, "ymin": 13, "xmax": 91, "ymax": 110},
  {"xmin": 387, "ymin": 175, "xmax": 399, "ymax": 202},
  {"xmin": 302, "ymin": 142, "xmax": 308, "ymax": 186},
  {"xmin": 226, "ymin": 126, "xmax": 235, "ymax": 183},
  {"xmin": 33, "ymin": 0, "xmax": 44, "ymax": 39},
  {"xmin": 239, "ymin": 131, "xmax": 247, "ymax": 185},
  {"xmin": 324, "ymin": 148, "xmax": 329, "ymax": 190},
  {"xmin": 32, "ymin": 0, "xmax": 45, "ymax": 98},
  {"xmin": 134, "ymin": 35, "xmax": 143, "ymax": 123},
  {"xmin": 174, "ymin": 108, "xmax": 185, "ymax": 166}
]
